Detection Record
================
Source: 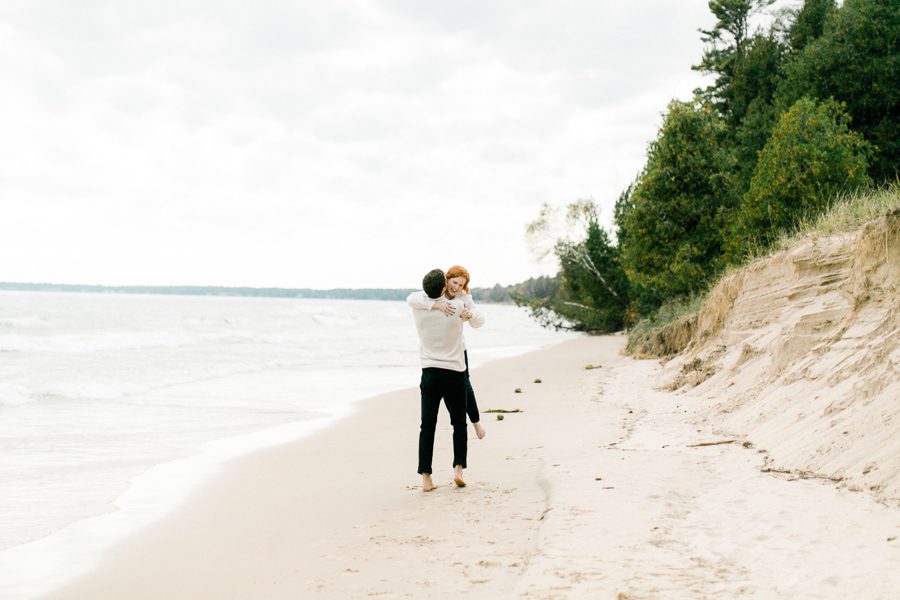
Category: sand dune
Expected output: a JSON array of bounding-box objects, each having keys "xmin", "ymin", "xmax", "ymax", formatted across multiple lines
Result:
[{"xmin": 666, "ymin": 212, "xmax": 900, "ymax": 506}]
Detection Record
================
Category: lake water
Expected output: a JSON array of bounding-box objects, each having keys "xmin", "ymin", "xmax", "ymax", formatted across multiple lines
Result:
[{"xmin": 0, "ymin": 291, "xmax": 578, "ymax": 598}]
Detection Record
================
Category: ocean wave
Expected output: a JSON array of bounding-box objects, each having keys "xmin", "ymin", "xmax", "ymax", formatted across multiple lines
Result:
[
  {"xmin": 0, "ymin": 383, "xmax": 35, "ymax": 407},
  {"xmin": 0, "ymin": 331, "xmax": 243, "ymax": 354},
  {"xmin": 0, "ymin": 316, "xmax": 45, "ymax": 329}
]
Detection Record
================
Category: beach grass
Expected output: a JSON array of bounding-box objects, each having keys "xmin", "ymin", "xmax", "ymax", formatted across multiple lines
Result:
[{"xmin": 754, "ymin": 182, "xmax": 900, "ymax": 258}]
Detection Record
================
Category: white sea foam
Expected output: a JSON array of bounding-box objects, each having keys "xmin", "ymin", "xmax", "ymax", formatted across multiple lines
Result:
[
  {"xmin": 0, "ymin": 383, "xmax": 33, "ymax": 407},
  {"xmin": 0, "ymin": 330, "xmax": 237, "ymax": 354},
  {"xmin": 0, "ymin": 316, "xmax": 44, "ymax": 328},
  {"xmin": 0, "ymin": 290, "xmax": 579, "ymax": 598}
]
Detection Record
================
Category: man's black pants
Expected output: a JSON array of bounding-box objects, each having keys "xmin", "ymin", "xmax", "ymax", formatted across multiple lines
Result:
[{"xmin": 418, "ymin": 367, "xmax": 467, "ymax": 474}]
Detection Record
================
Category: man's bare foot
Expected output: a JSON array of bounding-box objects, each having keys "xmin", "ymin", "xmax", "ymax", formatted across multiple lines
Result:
[
  {"xmin": 453, "ymin": 465, "xmax": 466, "ymax": 487},
  {"xmin": 473, "ymin": 422, "xmax": 486, "ymax": 439},
  {"xmin": 422, "ymin": 474, "xmax": 437, "ymax": 492}
]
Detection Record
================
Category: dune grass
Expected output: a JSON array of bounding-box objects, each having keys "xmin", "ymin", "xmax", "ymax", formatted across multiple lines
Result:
[{"xmin": 754, "ymin": 182, "xmax": 900, "ymax": 258}]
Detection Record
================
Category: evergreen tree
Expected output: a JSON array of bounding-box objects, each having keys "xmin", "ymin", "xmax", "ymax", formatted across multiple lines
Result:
[
  {"xmin": 694, "ymin": 2, "xmax": 784, "ymax": 197},
  {"xmin": 786, "ymin": 0, "xmax": 836, "ymax": 52},
  {"xmin": 517, "ymin": 201, "xmax": 629, "ymax": 332},
  {"xmin": 777, "ymin": 0, "xmax": 900, "ymax": 180},
  {"xmin": 552, "ymin": 223, "xmax": 629, "ymax": 332},
  {"xmin": 728, "ymin": 97, "xmax": 872, "ymax": 259},
  {"xmin": 730, "ymin": 33, "xmax": 785, "ymax": 190},
  {"xmin": 694, "ymin": 0, "xmax": 777, "ymax": 124},
  {"xmin": 619, "ymin": 100, "xmax": 735, "ymax": 313},
  {"xmin": 730, "ymin": 33, "xmax": 784, "ymax": 126},
  {"xmin": 733, "ymin": 96, "xmax": 779, "ymax": 190},
  {"xmin": 612, "ymin": 181, "xmax": 636, "ymax": 249}
]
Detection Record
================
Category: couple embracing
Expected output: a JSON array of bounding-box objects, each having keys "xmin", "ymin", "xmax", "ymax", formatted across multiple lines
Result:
[{"xmin": 407, "ymin": 265, "xmax": 486, "ymax": 492}]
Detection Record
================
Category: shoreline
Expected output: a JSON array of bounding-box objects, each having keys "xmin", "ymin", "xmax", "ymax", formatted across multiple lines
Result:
[
  {"xmin": 0, "ymin": 409, "xmax": 352, "ymax": 600},
  {"xmin": 37, "ymin": 335, "xmax": 900, "ymax": 598},
  {"xmin": 33, "ymin": 336, "xmax": 599, "ymax": 599},
  {"xmin": 0, "ymin": 336, "xmax": 574, "ymax": 600}
]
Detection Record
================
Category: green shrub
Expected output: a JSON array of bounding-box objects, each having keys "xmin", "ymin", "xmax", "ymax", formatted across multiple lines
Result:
[{"xmin": 727, "ymin": 97, "xmax": 871, "ymax": 260}]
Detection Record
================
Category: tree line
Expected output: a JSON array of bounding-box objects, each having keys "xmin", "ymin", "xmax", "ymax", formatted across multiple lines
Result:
[
  {"xmin": 0, "ymin": 281, "xmax": 525, "ymax": 303},
  {"xmin": 514, "ymin": 0, "xmax": 898, "ymax": 332}
]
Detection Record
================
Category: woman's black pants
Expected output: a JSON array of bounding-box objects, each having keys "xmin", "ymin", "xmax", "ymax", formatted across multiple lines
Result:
[{"xmin": 464, "ymin": 350, "xmax": 480, "ymax": 424}]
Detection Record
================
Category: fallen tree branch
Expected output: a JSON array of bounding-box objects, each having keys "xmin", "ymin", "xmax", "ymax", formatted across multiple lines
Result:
[{"xmin": 687, "ymin": 439, "xmax": 737, "ymax": 448}]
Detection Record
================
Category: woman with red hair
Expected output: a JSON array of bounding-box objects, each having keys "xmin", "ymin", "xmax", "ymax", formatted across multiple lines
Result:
[{"xmin": 408, "ymin": 265, "xmax": 487, "ymax": 440}]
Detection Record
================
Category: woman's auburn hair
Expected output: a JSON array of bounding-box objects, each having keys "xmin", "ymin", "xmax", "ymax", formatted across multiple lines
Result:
[{"xmin": 445, "ymin": 265, "xmax": 470, "ymax": 294}]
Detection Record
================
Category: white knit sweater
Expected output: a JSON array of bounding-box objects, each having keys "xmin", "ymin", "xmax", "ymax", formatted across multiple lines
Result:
[{"xmin": 407, "ymin": 291, "xmax": 485, "ymax": 371}]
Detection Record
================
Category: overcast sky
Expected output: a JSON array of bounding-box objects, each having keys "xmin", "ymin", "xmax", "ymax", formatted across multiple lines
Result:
[{"xmin": 1, "ymin": 1, "xmax": 739, "ymax": 289}]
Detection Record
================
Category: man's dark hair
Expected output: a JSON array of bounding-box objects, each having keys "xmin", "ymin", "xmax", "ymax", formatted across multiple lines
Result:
[{"xmin": 422, "ymin": 269, "xmax": 445, "ymax": 299}]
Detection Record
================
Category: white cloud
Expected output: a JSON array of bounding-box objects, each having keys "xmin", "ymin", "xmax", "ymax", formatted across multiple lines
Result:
[{"xmin": 0, "ymin": 0, "xmax": 718, "ymax": 288}]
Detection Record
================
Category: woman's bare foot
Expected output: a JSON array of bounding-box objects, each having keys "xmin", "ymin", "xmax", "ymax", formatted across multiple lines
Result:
[
  {"xmin": 422, "ymin": 474, "xmax": 437, "ymax": 492},
  {"xmin": 473, "ymin": 422, "xmax": 486, "ymax": 439},
  {"xmin": 453, "ymin": 465, "xmax": 466, "ymax": 487}
]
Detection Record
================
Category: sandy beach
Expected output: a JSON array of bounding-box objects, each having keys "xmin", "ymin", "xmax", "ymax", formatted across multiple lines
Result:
[{"xmin": 42, "ymin": 334, "xmax": 900, "ymax": 599}]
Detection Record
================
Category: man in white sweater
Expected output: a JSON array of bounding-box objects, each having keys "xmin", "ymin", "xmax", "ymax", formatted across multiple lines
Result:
[{"xmin": 408, "ymin": 268, "xmax": 484, "ymax": 491}]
